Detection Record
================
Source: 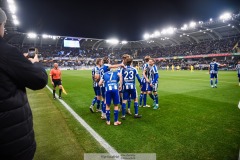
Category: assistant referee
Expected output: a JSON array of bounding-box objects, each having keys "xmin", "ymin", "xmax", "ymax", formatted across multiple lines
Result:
[{"xmin": 49, "ymin": 63, "xmax": 62, "ymax": 99}]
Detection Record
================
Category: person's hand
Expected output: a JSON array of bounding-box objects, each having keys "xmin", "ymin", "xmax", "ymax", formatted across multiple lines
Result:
[
  {"xmin": 28, "ymin": 53, "xmax": 39, "ymax": 63},
  {"xmin": 119, "ymin": 85, "xmax": 122, "ymax": 91},
  {"xmin": 23, "ymin": 53, "xmax": 28, "ymax": 57},
  {"xmin": 120, "ymin": 63, "xmax": 126, "ymax": 68},
  {"xmin": 150, "ymin": 83, "xmax": 153, "ymax": 87},
  {"xmin": 146, "ymin": 78, "xmax": 150, "ymax": 83},
  {"xmin": 51, "ymin": 81, "xmax": 54, "ymax": 86}
]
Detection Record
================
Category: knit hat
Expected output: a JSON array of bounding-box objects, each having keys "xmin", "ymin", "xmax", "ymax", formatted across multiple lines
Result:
[{"xmin": 0, "ymin": 8, "xmax": 7, "ymax": 24}]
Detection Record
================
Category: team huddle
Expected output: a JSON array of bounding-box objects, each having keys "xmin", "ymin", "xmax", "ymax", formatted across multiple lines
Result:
[
  {"xmin": 48, "ymin": 56, "xmax": 240, "ymax": 126},
  {"xmin": 90, "ymin": 54, "xmax": 159, "ymax": 126},
  {"xmin": 48, "ymin": 53, "xmax": 233, "ymax": 126}
]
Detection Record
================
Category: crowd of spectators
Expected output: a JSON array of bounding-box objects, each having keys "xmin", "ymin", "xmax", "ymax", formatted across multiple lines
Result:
[
  {"xmin": 135, "ymin": 36, "xmax": 240, "ymax": 58},
  {"xmin": 12, "ymin": 36, "xmax": 240, "ymax": 69}
]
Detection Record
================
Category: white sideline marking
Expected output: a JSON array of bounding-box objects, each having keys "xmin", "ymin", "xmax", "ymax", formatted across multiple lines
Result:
[{"xmin": 46, "ymin": 85, "xmax": 121, "ymax": 159}]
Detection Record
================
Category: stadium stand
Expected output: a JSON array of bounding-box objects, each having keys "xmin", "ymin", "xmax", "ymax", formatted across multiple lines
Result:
[{"xmin": 1, "ymin": 1, "xmax": 240, "ymax": 70}]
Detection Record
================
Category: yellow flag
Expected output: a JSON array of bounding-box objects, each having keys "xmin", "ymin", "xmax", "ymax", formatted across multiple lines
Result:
[{"xmin": 62, "ymin": 86, "xmax": 67, "ymax": 95}]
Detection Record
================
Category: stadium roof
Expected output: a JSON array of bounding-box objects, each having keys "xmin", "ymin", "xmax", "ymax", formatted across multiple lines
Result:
[{"xmin": 1, "ymin": 1, "xmax": 240, "ymax": 50}]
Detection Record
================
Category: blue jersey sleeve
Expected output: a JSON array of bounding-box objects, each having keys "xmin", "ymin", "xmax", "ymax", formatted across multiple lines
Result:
[
  {"xmin": 152, "ymin": 73, "xmax": 159, "ymax": 84},
  {"xmin": 136, "ymin": 74, "xmax": 141, "ymax": 85}
]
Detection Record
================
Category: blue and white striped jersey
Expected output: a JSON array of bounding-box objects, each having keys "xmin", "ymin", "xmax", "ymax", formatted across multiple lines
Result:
[
  {"xmin": 100, "ymin": 64, "xmax": 110, "ymax": 79},
  {"xmin": 149, "ymin": 65, "xmax": 159, "ymax": 84},
  {"xmin": 121, "ymin": 66, "xmax": 141, "ymax": 90},
  {"xmin": 142, "ymin": 63, "xmax": 150, "ymax": 79},
  {"xmin": 92, "ymin": 66, "xmax": 100, "ymax": 87},
  {"xmin": 209, "ymin": 62, "xmax": 219, "ymax": 74},
  {"xmin": 99, "ymin": 64, "xmax": 111, "ymax": 87},
  {"xmin": 103, "ymin": 71, "xmax": 119, "ymax": 91}
]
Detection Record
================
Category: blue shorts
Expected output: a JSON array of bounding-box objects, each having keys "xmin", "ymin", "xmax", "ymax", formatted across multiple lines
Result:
[
  {"xmin": 101, "ymin": 87, "xmax": 105, "ymax": 99},
  {"xmin": 141, "ymin": 80, "xmax": 149, "ymax": 92},
  {"xmin": 93, "ymin": 86, "xmax": 101, "ymax": 96},
  {"xmin": 123, "ymin": 89, "xmax": 137, "ymax": 100},
  {"xmin": 238, "ymin": 74, "xmax": 240, "ymax": 78},
  {"xmin": 105, "ymin": 89, "xmax": 120, "ymax": 106},
  {"xmin": 148, "ymin": 83, "xmax": 158, "ymax": 92},
  {"xmin": 210, "ymin": 73, "xmax": 218, "ymax": 79}
]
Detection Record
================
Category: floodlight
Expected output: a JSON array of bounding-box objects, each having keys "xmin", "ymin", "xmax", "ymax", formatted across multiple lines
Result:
[
  {"xmin": 8, "ymin": 4, "xmax": 16, "ymax": 14},
  {"xmin": 219, "ymin": 12, "xmax": 231, "ymax": 20},
  {"xmin": 181, "ymin": 24, "xmax": 188, "ymax": 30},
  {"xmin": 27, "ymin": 32, "xmax": 37, "ymax": 38},
  {"xmin": 161, "ymin": 29, "xmax": 167, "ymax": 35},
  {"xmin": 106, "ymin": 39, "xmax": 119, "ymax": 44},
  {"xmin": 143, "ymin": 33, "xmax": 150, "ymax": 40},
  {"xmin": 7, "ymin": 0, "xmax": 14, "ymax": 4},
  {"xmin": 13, "ymin": 19, "xmax": 19, "ymax": 25},
  {"xmin": 154, "ymin": 31, "xmax": 160, "ymax": 37},
  {"xmin": 150, "ymin": 34, "xmax": 154, "ymax": 38},
  {"xmin": 12, "ymin": 14, "xmax": 17, "ymax": 19},
  {"xmin": 189, "ymin": 21, "xmax": 196, "ymax": 28},
  {"xmin": 166, "ymin": 27, "xmax": 175, "ymax": 34},
  {"xmin": 42, "ymin": 34, "xmax": 49, "ymax": 38},
  {"xmin": 121, "ymin": 41, "xmax": 128, "ymax": 44}
]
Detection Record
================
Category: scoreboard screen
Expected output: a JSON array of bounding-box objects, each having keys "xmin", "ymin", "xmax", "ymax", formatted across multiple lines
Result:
[{"xmin": 64, "ymin": 38, "xmax": 80, "ymax": 48}]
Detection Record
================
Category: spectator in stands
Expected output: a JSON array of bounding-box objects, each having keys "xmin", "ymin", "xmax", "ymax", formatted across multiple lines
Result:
[{"xmin": 0, "ymin": 8, "xmax": 48, "ymax": 160}]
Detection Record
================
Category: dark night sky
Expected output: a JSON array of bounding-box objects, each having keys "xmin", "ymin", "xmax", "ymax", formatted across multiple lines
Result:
[{"xmin": 16, "ymin": 0, "xmax": 240, "ymax": 41}]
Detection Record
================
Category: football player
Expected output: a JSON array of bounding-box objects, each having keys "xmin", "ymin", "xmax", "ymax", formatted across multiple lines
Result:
[
  {"xmin": 98, "ymin": 56, "xmax": 124, "ymax": 119},
  {"xmin": 121, "ymin": 57, "xmax": 142, "ymax": 119},
  {"xmin": 148, "ymin": 58, "xmax": 159, "ymax": 109},
  {"xmin": 209, "ymin": 58, "xmax": 219, "ymax": 88},
  {"xmin": 90, "ymin": 58, "xmax": 102, "ymax": 113},
  {"xmin": 139, "ymin": 56, "xmax": 151, "ymax": 107},
  {"xmin": 99, "ymin": 70, "xmax": 122, "ymax": 126}
]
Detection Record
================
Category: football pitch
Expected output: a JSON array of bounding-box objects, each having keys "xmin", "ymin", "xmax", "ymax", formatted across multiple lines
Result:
[{"xmin": 39, "ymin": 69, "xmax": 240, "ymax": 159}]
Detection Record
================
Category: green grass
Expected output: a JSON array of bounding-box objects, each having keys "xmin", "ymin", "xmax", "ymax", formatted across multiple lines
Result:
[
  {"xmin": 42, "ymin": 70, "xmax": 240, "ymax": 160},
  {"xmin": 27, "ymin": 88, "xmax": 106, "ymax": 160}
]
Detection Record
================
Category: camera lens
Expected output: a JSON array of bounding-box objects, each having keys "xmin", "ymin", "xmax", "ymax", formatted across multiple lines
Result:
[
  {"xmin": 28, "ymin": 48, "xmax": 36, "ymax": 58},
  {"xmin": 28, "ymin": 51, "xmax": 35, "ymax": 58}
]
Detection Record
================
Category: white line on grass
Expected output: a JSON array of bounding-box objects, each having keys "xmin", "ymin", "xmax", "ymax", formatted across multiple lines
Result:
[{"xmin": 46, "ymin": 85, "xmax": 121, "ymax": 159}]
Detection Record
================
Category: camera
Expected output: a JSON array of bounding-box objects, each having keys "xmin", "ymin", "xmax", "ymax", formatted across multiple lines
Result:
[{"xmin": 28, "ymin": 47, "xmax": 38, "ymax": 58}]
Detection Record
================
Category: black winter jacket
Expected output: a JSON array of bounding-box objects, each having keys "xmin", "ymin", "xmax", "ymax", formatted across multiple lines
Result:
[{"xmin": 0, "ymin": 37, "xmax": 48, "ymax": 160}]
